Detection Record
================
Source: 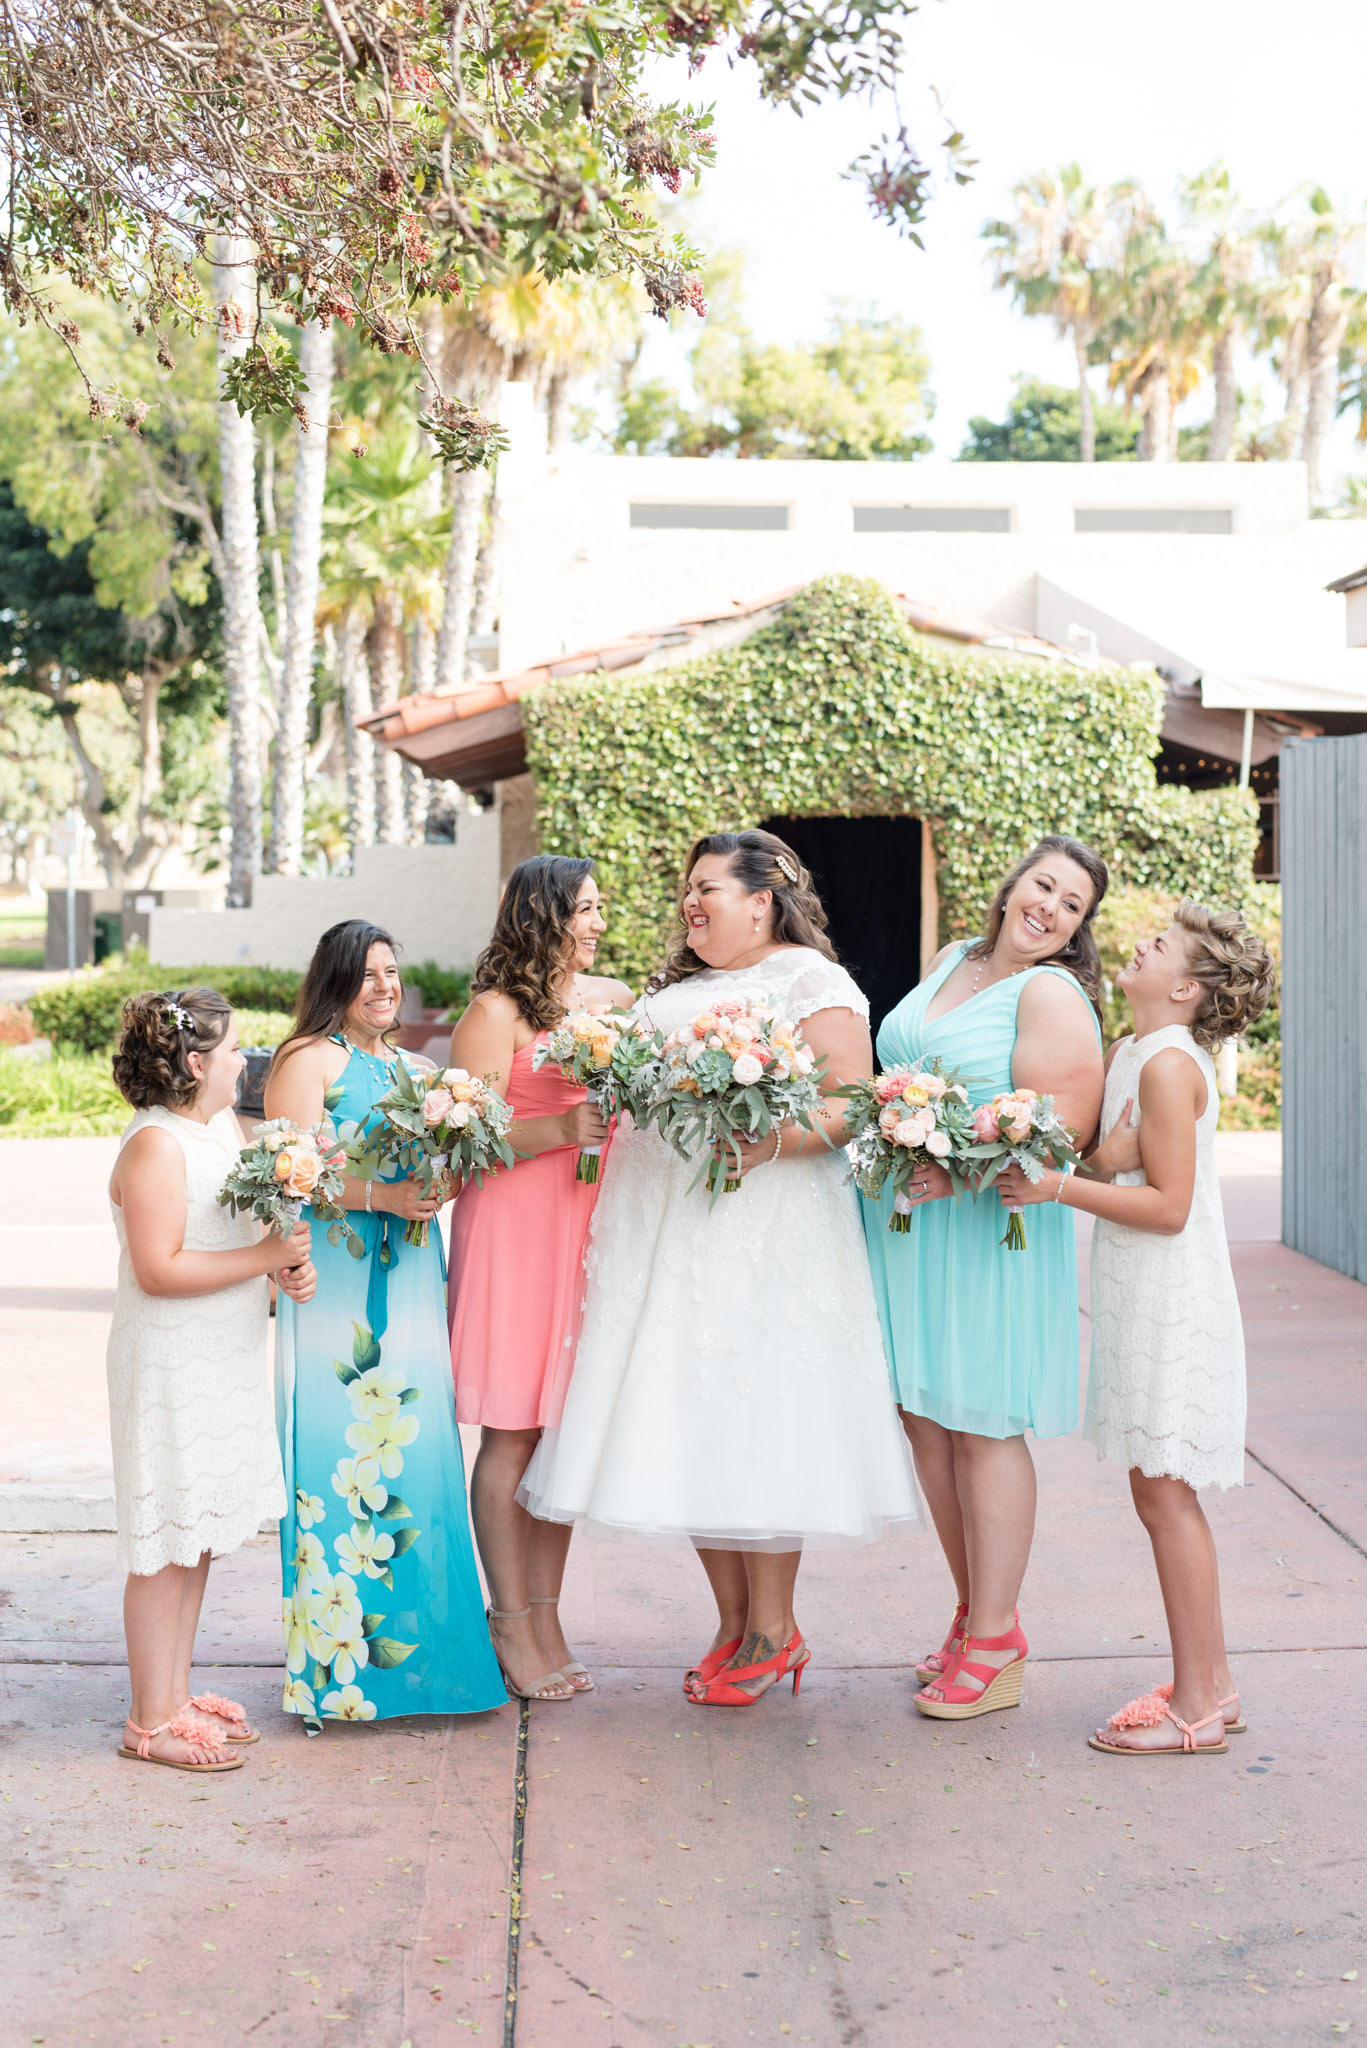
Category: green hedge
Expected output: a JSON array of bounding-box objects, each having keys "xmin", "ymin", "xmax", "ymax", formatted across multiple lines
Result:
[
  {"xmin": 526, "ymin": 575, "xmax": 1260, "ymax": 987},
  {"xmin": 0, "ymin": 1047, "xmax": 127, "ymax": 1137},
  {"xmin": 28, "ymin": 957, "xmax": 471, "ymax": 1051}
]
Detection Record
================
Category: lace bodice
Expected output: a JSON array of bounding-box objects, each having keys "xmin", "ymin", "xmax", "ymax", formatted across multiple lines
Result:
[{"xmin": 638, "ymin": 946, "xmax": 869, "ymax": 1038}]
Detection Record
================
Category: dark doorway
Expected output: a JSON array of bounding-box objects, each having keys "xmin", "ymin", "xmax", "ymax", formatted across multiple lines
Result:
[{"xmin": 761, "ymin": 814, "xmax": 922, "ymax": 1036}]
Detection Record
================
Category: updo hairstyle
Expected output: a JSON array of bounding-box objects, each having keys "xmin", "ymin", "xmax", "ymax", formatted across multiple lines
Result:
[
  {"xmin": 966, "ymin": 834, "xmax": 1110, "ymax": 1020},
  {"xmin": 650, "ymin": 829, "xmax": 837, "ymax": 991},
  {"xmin": 472, "ymin": 854, "xmax": 595, "ymax": 1031},
  {"xmin": 1171, "ymin": 900, "xmax": 1276, "ymax": 1051},
  {"xmin": 112, "ymin": 987, "xmax": 232, "ymax": 1110}
]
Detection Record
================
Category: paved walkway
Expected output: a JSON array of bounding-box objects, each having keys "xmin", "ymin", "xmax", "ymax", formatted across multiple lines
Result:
[{"xmin": 3, "ymin": 1133, "xmax": 1365, "ymax": 2047}]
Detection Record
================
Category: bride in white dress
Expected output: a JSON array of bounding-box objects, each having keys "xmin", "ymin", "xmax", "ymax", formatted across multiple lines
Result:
[{"xmin": 519, "ymin": 830, "xmax": 921, "ymax": 1705}]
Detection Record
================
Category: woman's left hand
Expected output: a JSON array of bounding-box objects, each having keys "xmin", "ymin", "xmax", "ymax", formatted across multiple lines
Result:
[
  {"xmin": 996, "ymin": 1162, "xmax": 1063, "ymax": 1208},
  {"xmin": 727, "ymin": 1129, "xmax": 781, "ymax": 1177},
  {"xmin": 278, "ymin": 1257, "xmax": 318, "ymax": 1303}
]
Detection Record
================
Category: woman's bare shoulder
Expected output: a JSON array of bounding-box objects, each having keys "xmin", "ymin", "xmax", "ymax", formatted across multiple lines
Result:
[
  {"xmin": 458, "ymin": 987, "xmax": 523, "ymax": 1027},
  {"xmin": 580, "ymin": 972, "xmax": 635, "ymax": 1008}
]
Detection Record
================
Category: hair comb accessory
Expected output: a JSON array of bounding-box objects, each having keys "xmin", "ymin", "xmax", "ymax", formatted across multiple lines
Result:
[
  {"xmin": 163, "ymin": 997, "xmax": 192, "ymax": 1031},
  {"xmin": 774, "ymin": 853, "xmax": 799, "ymax": 885}
]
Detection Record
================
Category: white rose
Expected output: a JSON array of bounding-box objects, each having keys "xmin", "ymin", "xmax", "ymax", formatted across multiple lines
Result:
[
  {"xmin": 447, "ymin": 1100, "xmax": 472, "ymax": 1128},
  {"xmin": 685, "ymin": 1039, "xmax": 708, "ymax": 1066},
  {"xmin": 707, "ymin": 1033, "xmax": 723, "ymax": 1049},
  {"xmin": 732, "ymin": 1052, "xmax": 764, "ymax": 1087},
  {"xmin": 795, "ymin": 1049, "xmax": 815, "ymax": 1075},
  {"xmin": 878, "ymin": 1104, "xmax": 902, "ymax": 1133},
  {"xmin": 442, "ymin": 1066, "xmax": 470, "ymax": 1086},
  {"xmin": 729, "ymin": 1017, "xmax": 758, "ymax": 1044},
  {"xmin": 892, "ymin": 1118, "xmax": 922, "ymax": 1149},
  {"xmin": 924, "ymin": 1128, "xmax": 952, "ymax": 1158}
]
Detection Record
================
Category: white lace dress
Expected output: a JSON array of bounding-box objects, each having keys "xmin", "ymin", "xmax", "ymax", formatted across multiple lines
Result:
[
  {"xmin": 1084, "ymin": 1026, "xmax": 1246, "ymax": 1491},
  {"xmin": 107, "ymin": 1106, "xmax": 285, "ymax": 1574},
  {"xmin": 518, "ymin": 948, "xmax": 923, "ymax": 1549}
]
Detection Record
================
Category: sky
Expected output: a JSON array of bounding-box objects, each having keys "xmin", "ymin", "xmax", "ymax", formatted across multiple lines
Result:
[{"xmin": 634, "ymin": 0, "xmax": 1367, "ymax": 484}]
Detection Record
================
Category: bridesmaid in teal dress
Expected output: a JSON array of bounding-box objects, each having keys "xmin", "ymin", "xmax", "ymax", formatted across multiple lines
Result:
[
  {"xmin": 864, "ymin": 837, "xmax": 1107, "ymax": 1722},
  {"xmin": 265, "ymin": 920, "xmax": 506, "ymax": 1729}
]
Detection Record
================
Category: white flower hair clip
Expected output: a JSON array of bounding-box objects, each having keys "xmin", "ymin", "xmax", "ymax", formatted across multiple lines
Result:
[{"xmin": 163, "ymin": 997, "xmax": 192, "ymax": 1031}]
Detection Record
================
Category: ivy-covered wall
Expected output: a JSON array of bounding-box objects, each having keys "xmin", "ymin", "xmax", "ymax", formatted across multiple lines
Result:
[{"xmin": 524, "ymin": 575, "xmax": 1260, "ymax": 987}]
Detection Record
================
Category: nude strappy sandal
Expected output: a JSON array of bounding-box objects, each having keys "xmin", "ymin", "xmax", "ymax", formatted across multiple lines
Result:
[
  {"xmin": 119, "ymin": 1714, "xmax": 243, "ymax": 1772},
  {"xmin": 1152, "ymin": 1679, "xmax": 1246, "ymax": 1734},
  {"xmin": 487, "ymin": 1606, "xmax": 575, "ymax": 1702},
  {"xmin": 1089, "ymin": 1688, "xmax": 1229, "ymax": 1756},
  {"xmin": 529, "ymin": 1593, "xmax": 594, "ymax": 1693}
]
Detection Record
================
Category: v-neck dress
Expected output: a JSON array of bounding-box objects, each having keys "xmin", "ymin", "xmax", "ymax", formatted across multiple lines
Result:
[{"xmin": 862, "ymin": 941, "xmax": 1101, "ymax": 1440}]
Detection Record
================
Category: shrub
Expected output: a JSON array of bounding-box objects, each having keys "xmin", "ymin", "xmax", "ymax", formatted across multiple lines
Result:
[
  {"xmin": 0, "ymin": 1047, "xmax": 127, "ymax": 1136},
  {"xmin": 0, "ymin": 1003, "xmax": 35, "ymax": 1045},
  {"xmin": 405, "ymin": 961, "xmax": 472, "ymax": 1012},
  {"xmin": 29, "ymin": 962, "xmax": 303, "ymax": 1052}
]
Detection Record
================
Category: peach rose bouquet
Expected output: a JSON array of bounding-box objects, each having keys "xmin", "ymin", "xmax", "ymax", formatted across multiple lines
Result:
[
  {"xmin": 532, "ymin": 1008, "xmax": 661, "ymax": 1183},
  {"xmin": 638, "ymin": 996, "xmax": 825, "ymax": 1203},
  {"xmin": 838, "ymin": 1060, "xmax": 978, "ymax": 1232},
  {"xmin": 344, "ymin": 1058, "xmax": 515, "ymax": 1247},
  {"xmin": 218, "ymin": 1119, "xmax": 359, "ymax": 1251},
  {"xmin": 961, "ymin": 1088, "xmax": 1081, "ymax": 1249}
]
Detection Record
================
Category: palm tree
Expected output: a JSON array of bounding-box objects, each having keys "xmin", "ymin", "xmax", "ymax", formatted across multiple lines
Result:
[
  {"xmin": 267, "ymin": 319, "xmax": 335, "ymax": 875},
  {"xmin": 319, "ymin": 430, "xmax": 448, "ymax": 848},
  {"xmin": 1179, "ymin": 164, "xmax": 1259, "ymax": 462},
  {"xmin": 1103, "ymin": 222, "xmax": 1206, "ymax": 461},
  {"xmin": 210, "ymin": 233, "xmax": 265, "ymax": 903},
  {"xmin": 984, "ymin": 167, "xmax": 1138, "ymax": 463},
  {"xmin": 1257, "ymin": 190, "xmax": 1367, "ymax": 502}
]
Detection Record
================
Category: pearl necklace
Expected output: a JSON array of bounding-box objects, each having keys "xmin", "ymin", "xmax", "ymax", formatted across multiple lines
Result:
[{"xmin": 969, "ymin": 950, "xmax": 1028, "ymax": 996}]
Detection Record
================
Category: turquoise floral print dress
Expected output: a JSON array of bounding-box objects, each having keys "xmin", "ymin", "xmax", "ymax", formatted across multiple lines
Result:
[{"xmin": 274, "ymin": 1040, "xmax": 505, "ymax": 1726}]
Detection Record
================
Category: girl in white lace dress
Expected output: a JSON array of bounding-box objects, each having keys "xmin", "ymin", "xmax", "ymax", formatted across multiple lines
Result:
[
  {"xmin": 520, "ymin": 832, "xmax": 921, "ymax": 1706},
  {"xmin": 999, "ymin": 902, "xmax": 1274, "ymax": 1756},
  {"xmin": 107, "ymin": 990, "xmax": 316, "ymax": 1771}
]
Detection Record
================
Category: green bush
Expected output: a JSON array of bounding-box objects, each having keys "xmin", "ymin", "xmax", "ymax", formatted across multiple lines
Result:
[
  {"xmin": 526, "ymin": 575, "xmax": 1260, "ymax": 988},
  {"xmin": 29, "ymin": 962, "xmax": 303, "ymax": 1052},
  {"xmin": 405, "ymin": 961, "xmax": 472, "ymax": 1012},
  {"xmin": 0, "ymin": 1047, "xmax": 127, "ymax": 1136}
]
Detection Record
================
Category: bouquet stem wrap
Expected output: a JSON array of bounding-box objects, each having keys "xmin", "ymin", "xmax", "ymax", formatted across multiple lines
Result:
[
  {"xmin": 344, "ymin": 1063, "xmax": 515, "ymax": 1248},
  {"xmin": 838, "ymin": 1060, "xmax": 977, "ymax": 1232},
  {"xmin": 532, "ymin": 1009, "xmax": 663, "ymax": 1184},
  {"xmin": 961, "ymin": 1089, "xmax": 1081, "ymax": 1251}
]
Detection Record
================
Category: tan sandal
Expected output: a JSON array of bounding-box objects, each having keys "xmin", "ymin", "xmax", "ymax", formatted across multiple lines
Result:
[
  {"xmin": 186, "ymin": 1690, "xmax": 260, "ymax": 1743},
  {"xmin": 1089, "ymin": 1689, "xmax": 1228, "ymax": 1756},
  {"xmin": 529, "ymin": 1593, "xmax": 594, "ymax": 1693},
  {"xmin": 119, "ymin": 1714, "xmax": 243, "ymax": 1772},
  {"xmin": 487, "ymin": 1606, "xmax": 575, "ymax": 1702}
]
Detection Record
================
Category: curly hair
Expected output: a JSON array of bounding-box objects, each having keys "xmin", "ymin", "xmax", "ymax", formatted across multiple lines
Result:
[
  {"xmin": 271, "ymin": 920, "xmax": 401, "ymax": 1072},
  {"xmin": 112, "ymin": 987, "xmax": 232, "ymax": 1110},
  {"xmin": 1171, "ymin": 900, "xmax": 1276, "ymax": 1051},
  {"xmin": 964, "ymin": 834, "xmax": 1109, "ymax": 1021},
  {"xmin": 648, "ymin": 829, "xmax": 838, "ymax": 992},
  {"xmin": 472, "ymin": 854, "xmax": 596, "ymax": 1031}
]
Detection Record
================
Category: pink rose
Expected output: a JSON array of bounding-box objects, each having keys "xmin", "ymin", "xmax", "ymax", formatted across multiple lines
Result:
[
  {"xmin": 874, "ymin": 1073, "xmax": 907, "ymax": 1105},
  {"xmin": 423, "ymin": 1086, "xmax": 454, "ymax": 1127},
  {"xmin": 972, "ymin": 1103, "xmax": 1000, "ymax": 1142}
]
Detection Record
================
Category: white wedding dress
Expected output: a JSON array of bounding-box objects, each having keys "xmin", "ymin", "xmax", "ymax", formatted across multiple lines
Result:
[
  {"xmin": 518, "ymin": 947, "xmax": 922, "ymax": 1549},
  {"xmin": 1085, "ymin": 1026, "xmax": 1246, "ymax": 1490}
]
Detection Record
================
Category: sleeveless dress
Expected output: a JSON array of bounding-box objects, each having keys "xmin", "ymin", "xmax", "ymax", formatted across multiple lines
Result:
[
  {"xmin": 1085, "ymin": 1026, "xmax": 1245, "ymax": 1490},
  {"xmin": 274, "ymin": 1042, "xmax": 506, "ymax": 1725},
  {"xmin": 449, "ymin": 1031, "xmax": 605, "ymax": 1430},
  {"xmin": 864, "ymin": 941, "xmax": 1102, "ymax": 1440},
  {"xmin": 106, "ymin": 1106, "xmax": 284, "ymax": 1576},
  {"xmin": 518, "ymin": 948, "xmax": 922, "ymax": 1549}
]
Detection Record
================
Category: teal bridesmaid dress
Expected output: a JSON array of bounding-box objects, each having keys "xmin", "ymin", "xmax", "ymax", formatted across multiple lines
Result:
[
  {"xmin": 275, "ymin": 1039, "xmax": 506, "ymax": 1726},
  {"xmin": 863, "ymin": 943, "xmax": 1102, "ymax": 1440}
]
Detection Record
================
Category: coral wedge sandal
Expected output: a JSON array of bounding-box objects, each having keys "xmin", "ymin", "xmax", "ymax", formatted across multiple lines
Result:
[
  {"xmin": 1089, "ymin": 1689, "xmax": 1229, "ymax": 1755},
  {"xmin": 914, "ymin": 1618, "xmax": 1027, "ymax": 1721},
  {"xmin": 915, "ymin": 1600, "xmax": 968, "ymax": 1686},
  {"xmin": 119, "ymin": 1714, "xmax": 243, "ymax": 1773}
]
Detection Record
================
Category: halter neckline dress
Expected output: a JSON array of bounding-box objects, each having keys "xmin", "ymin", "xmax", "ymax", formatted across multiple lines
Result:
[{"xmin": 863, "ymin": 941, "xmax": 1101, "ymax": 1440}]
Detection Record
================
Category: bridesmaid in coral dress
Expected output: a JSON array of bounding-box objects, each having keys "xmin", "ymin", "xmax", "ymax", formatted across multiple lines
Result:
[{"xmin": 448, "ymin": 855, "xmax": 632, "ymax": 1702}]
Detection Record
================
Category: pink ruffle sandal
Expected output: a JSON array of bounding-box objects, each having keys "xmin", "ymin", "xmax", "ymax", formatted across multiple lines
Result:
[
  {"xmin": 187, "ymin": 1691, "xmax": 260, "ymax": 1743},
  {"xmin": 1152, "ymin": 1678, "xmax": 1246, "ymax": 1734},
  {"xmin": 119, "ymin": 1714, "xmax": 243, "ymax": 1773},
  {"xmin": 1088, "ymin": 1687, "xmax": 1228, "ymax": 1756}
]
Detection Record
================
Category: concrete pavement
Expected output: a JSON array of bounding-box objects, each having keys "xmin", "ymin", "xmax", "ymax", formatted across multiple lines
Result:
[{"xmin": 3, "ymin": 1131, "xmax": 1366, "ymax": 2046}]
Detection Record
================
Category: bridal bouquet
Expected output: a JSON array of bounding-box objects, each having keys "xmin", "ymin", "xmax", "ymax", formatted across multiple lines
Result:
[
  {"xmin": 218, "ymin": 1121, "xmax": 361, "ymax": 1253},
  {"xmin": 641, "ymin": 997, "xmax": 825, "ymax": 1203},
  {"xmin": 961, "ymin": 1089, "xmax": 1081, "ymax": 1250},
  {"xmin": 839, "ymin": 1060, "xmax": 977, "ymax": 1232},
  {"xmin": 344, "ymin": 1060, "xmax": 515, "ymax": 1248},
  {"xmin": 532, "ymin": 1009, "xmax": 661, "ymax": 1182}
]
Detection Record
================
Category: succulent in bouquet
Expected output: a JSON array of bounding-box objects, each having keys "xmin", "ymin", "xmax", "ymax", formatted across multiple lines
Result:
[
  {"xmin": 532, "ymin": 1008, "xmax": 662, "ymax": 1182},
  {"xmin": 961, "ymin": 1089, "xmax": 1082, "ymax": 1249},
  {"xmin": 839, "ymin": 1060, "xmax": 978, "ymax": 1232},
  {"xmin": 343, "ymin": 1060, "xmax": 515, "ymax": 1248},
  {"xmin": 639, "ymin": 996, "xmax": 826, "ymax": 1204},
  {"xmin": 217, "ymin": 1119, "xmax": 361, "ymax": 1254}
]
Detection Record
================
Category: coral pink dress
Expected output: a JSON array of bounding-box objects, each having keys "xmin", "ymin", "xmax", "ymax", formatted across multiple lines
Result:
[{"xmin": 448, "ymin": 1033, "xmax": 606, "ymax": 1429}]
